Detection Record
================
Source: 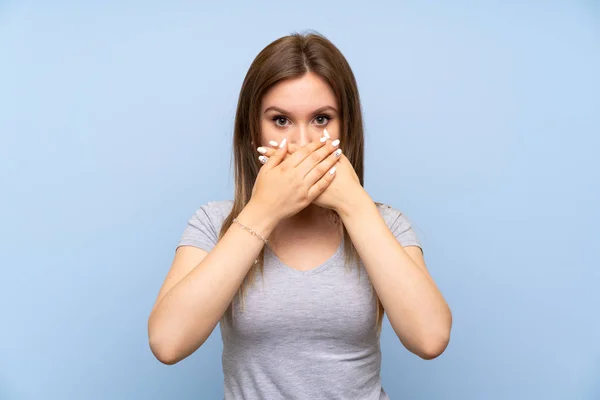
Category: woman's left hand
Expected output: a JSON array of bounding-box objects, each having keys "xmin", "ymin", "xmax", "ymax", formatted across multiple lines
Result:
[
  {"xmin": 311, "ymin": 153, "xmax": 363, "ymax": 212},
  {"xmin": 256, "ymin": 140, "xmax": 365, "ymax": 213}
]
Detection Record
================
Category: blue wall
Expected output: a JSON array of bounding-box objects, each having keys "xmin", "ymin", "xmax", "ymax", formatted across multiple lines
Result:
[{"xmin": 1, "ymin": 1, "xmax": 599, "ymax": 399}]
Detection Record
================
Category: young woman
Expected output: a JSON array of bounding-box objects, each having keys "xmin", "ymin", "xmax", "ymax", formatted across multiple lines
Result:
[{"xmin": 148, "ymin": 32, "xmax": 452, "ymax": 399}]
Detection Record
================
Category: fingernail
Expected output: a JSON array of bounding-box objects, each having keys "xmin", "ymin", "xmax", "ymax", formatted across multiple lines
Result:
[
  {"xmin": 269, "ymin": 141, "xmax": 278, "ymax": 147},
  {"xmin": 257, "ymin": 147, "xmax": 267, "ymax": 154},
  {"xmin": 331, "ymin": 139, "xmax": 340, "ymax": 147},
  {"xmin": 320, "ymin": 136, "xmax": 327, "ymax": 143},
  {"xmin": 335, "ymin": 149, "xmax": 342, "ymax": 157},
  {"xmin": 323, "ymin": 128, "xmax": 330, "ymax": 139},
  {"xmin": 259, "ymin": 155, "xmax": 268, "ymax": 164},
  {"xmin": 279, "ymin": 138, "xmax": 287, "ymax": 148},
  {"xmin": 329, "ymin": 166, "xmax": 336, "ymax": 175}
]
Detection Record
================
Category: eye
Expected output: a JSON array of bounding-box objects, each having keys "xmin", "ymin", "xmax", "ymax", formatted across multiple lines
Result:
[
  {"xmin": 272, "ymin": 115, "xmax": 290, "ymax": 127},
  {"xmin": 314, "ymin": 115, "xmax": 332, "ymax": 126}
]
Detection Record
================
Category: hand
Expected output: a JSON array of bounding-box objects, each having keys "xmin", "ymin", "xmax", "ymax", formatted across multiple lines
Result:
[
  {"xmin": 311, "ymin": 153, "xmax": 362, "ymax": 213},
  {"xmin": 256, "ymin": 139, "xmax": 363, "ymax": 214},
  {"xmin": 249, "ymin": 139, "xmax": 341, "ymax": 222}
]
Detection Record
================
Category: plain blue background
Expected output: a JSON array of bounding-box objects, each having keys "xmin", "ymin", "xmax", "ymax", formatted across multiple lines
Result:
[{"xmin": 1, "ymin": 1, "xmax": 599, "ymax": 399}]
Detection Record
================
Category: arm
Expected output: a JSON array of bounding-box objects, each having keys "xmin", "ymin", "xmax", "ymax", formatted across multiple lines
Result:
[
  {"xmin": 337, "ymin": 189, "xmax": 452, "ymax": 360},
  {"xmin": 148, "ymin": 202, "xmax": 277, "ymax": 365},
  {"xmin": 148, "ymin": 139, "xmax": 338, "ymax": 364},
  {"xmin": 148, "ymin": 139, "xmax": 340, "ymax": 365}
]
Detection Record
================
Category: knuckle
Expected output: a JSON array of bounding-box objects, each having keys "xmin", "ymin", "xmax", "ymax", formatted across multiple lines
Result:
[
  {"xmin": 317, "ymin": 180, "xmax": 328, "ymax": 192},
  {"xmin": 299, "ymin": 188, "xmax": 309, "ymax": 202},
  {"xmin": 309, "ymin": 152, "xmax": 322, "ymax": 163},
  {"xmin": 300, "ymin": 147, "xmax": 312, "ymax": 158},
  {"xmin": 304, "ymin": 171, "xmax": 315, "ymax": 183},
  {"xmin": 315, "ymin": 163, "xmax": 328, "ymax": 176}
]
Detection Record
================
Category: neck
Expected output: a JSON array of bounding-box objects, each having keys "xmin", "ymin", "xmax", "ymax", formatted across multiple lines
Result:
[{"xmin": 272, "ymin": 204, "xmax": 340, "ymax": 240}]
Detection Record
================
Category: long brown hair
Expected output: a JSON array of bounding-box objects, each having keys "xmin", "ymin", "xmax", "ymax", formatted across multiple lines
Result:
[{"xmin": 219, "ymin": 32, "xmax": 384, "ymax": 332}]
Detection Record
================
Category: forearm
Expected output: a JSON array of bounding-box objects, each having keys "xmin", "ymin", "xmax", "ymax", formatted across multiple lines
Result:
[
  {"xmin": 149, "ymin": 201, "xmax": 277, "ymax": 363},
  {"xmin": 337, "ymin": 191, "xmax": 451, "ymax": 359}
]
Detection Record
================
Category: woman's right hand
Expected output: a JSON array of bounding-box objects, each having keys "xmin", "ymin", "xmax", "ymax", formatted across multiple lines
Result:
[{"xmin": 249, "ymin": 138, "xmax": 342, "ymax": 222}]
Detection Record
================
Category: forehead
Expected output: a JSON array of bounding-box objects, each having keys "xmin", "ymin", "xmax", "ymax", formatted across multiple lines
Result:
[{"xmin": 261, "ymin": 72, "xmax": 337, "ymax": 113}]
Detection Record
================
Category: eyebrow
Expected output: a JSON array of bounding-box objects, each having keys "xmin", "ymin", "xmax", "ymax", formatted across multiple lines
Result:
[{"xmin": 263, "ymin": 106, "xmax": 338, "ymax": 115}]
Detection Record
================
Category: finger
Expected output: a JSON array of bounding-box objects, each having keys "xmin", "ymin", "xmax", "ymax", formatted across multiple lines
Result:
[
  {"xmin": 307, "ymin": 164, "xmax": 337, "ymax": 200},
  {"xmin": 262, "ymin": 138, "xmax": 288, "ymax": 168},
  {"xmin": 282, "ymin": 138, "xmax": 327, "ymax": 168},
  {"xmin": 257, "ymin": 145, "xmax": 293, "ymax": 158},
  {"xmin": 304, "ymin": 147, "xmax": 342, "ymax": 187},
  {"xmin": 296, "ymin": 139, "xmax": 340, "ymax": 177}
]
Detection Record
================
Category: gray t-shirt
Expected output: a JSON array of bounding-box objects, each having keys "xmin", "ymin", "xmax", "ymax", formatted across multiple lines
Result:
[{"xmin": 178, "ymin": 200, "xmax": 422, "ymax": 400}]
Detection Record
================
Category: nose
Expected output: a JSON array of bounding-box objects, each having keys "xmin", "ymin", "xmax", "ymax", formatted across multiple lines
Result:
[
  {"xmin": 290, "ymin": 125, "xmax": 317, "ymax": 147},
  {"xmin": 297, "ymin": 126, "xmax": 310, "ymax": 146}
]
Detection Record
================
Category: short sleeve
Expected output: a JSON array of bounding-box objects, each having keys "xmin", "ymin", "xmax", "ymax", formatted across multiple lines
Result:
[
  {"xmin": 177, "ymin": 202, "xmax": 227, "ymax": 253},
  {"xmin": 377, "ymin": 204, "xmax": 423, "ymax": 251}
]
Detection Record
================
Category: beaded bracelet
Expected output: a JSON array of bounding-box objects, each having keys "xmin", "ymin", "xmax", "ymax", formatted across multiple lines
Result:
[{"xmin": 233, "ymin": 218, "xmax": 269, "ymax": 245}]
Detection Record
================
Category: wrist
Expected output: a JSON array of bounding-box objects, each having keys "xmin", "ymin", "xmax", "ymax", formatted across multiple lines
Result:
[
  {"xmin": 335, "ymin": 187, "xmax": 373, "ymax": 219},
  {"xmin": 238, "ymin": 200, "xmax": 281, "ymax": 239}
]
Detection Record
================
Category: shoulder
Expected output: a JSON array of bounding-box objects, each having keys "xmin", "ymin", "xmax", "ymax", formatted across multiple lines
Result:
[
  {"xmin": 177, "ymin": 200, "xmax": 234, "ymax": 251},
  {"xmin": 374, "ymin": 202, "xmax": 422, "ymax": 249},
  {"xmin": 199, "ymin": 200, "xmax": 234, "ymax": 218},
  {"xmin": 191, "ymin": 200, "xmax": 234, "ymax": 228},
  {"xmin": 375, "ymin": 202, "xmax": 408, "ymax": 225}
]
